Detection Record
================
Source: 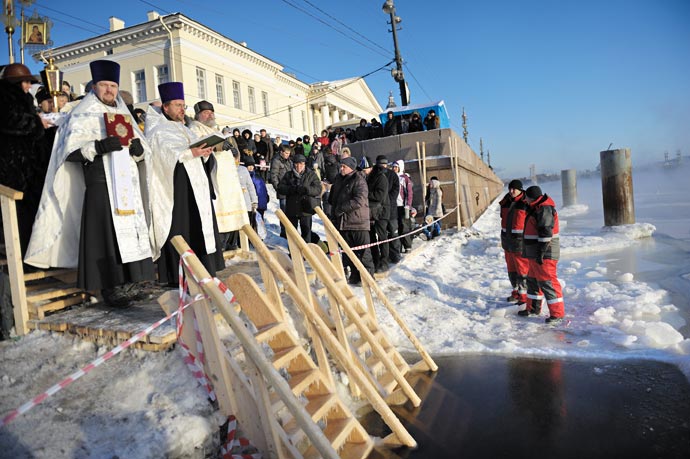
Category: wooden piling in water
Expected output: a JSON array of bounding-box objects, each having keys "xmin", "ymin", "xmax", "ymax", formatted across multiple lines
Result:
[{"xmin": 600, "ymin": 148, "xmax": 635, "ymax": 226}]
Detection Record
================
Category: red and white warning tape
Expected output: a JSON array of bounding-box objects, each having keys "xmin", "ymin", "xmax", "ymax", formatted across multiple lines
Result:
[
  {"xmin": 221, "ymin": 415, "xmax": 262, "ymax": 459},
  {"xmin": 0, "ymin": 293, "xmax": 207, "ymax": 427}
]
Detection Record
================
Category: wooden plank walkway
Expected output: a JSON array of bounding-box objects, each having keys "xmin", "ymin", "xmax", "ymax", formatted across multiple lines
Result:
[{"xmin": 26, "ymin": 259, "xmax": 265, "ymax": 352}]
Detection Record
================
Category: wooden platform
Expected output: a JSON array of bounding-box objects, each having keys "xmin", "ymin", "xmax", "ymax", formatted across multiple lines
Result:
[
  {"xmin": 29, "ymin": 299, "xmax": 178, "ymax": 351},
  {"xmin": 25, "ymin": 259, "xmax": 265, "ymax": 352}
]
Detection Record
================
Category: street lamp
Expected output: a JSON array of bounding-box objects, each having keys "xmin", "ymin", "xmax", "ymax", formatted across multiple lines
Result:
[
  {"xmin": 1, "ymin": 1, "xmax": 18, "ymax": 63},
  {"xmin": 382, "ymin": 0, "xmax": 408, "ymax": 106}
]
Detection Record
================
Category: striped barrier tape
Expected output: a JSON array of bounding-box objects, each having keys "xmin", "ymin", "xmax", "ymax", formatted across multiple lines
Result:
[
  {"xmin": 0, "ymin": 294, "xmax": 208, "ymax": 428},
  {"xmin": 177, "ymin": 256, "xmax": 216, "ymax": 401},
  {"xmin": 221, "ymin": 415, "xmax": 262, "ymax": 459}
]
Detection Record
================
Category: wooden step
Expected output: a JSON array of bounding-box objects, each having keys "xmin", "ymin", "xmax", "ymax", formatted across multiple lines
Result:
[
  {"xmin": 354, "ymin": 330, "xmax": 383, "ymax": 357},
  {"xmin": 337, "ymin": 441, "xmax": 374, "ymax": 459},
  {"xmin": 27, "ymin": 287, "xmax": 82, "ymax": 303},
  {"xmin": 24, "ymin": 268, "xmax": 75, "ymax": 282},
  {"xmin": 304, "ymin": 394, "xmax": 338, "ymax": 421},
  {"xmin": 32, "ymin": 293, "xmax": 87, "ymax": 319},
  {"xmin": 302, "ymin": 418, "xmax": 355, "ymax": 457},
  {"xmin": 287, "ymin": 369, "xmax": 320, "ymax": 396},
  {"xmin": 344, "ymin": 312, "xmax": 374, "ymax": 335},
  {"xmin": 253, "ymin": 322, "xmax": 285, "ymax": 343},
  {"xmin": 272, "ymin": 346, "xmax": 303, "ymax": 369},
  {"xmin": 377, "ymin": 361, "xmax": 411, "ymax": 394},
  {"xmin": 365, "ymin": 349, "xmax": 397, "ymax": 376}
]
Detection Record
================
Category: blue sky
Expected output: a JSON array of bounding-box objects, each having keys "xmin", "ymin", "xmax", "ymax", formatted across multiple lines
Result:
[{"xmin": 3, "ymin": 0, "xmax": 689, "ymax": 179}]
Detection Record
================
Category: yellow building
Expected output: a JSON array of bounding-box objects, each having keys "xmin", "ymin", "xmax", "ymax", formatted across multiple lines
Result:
[{"xmin": 40, "ymin": 11, "xmax": 382, "ymax": 139}]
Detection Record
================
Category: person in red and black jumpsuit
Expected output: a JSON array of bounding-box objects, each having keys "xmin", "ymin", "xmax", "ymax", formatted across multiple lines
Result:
[
  {"xmin": 520, "ymin": 186, "xmax": 565, "ymax": 324},
  {"xmin": 499, "ymin": 179, "xmax": 529, "ymax": 305}
]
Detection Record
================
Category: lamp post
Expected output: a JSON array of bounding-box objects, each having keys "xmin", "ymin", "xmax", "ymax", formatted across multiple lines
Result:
[
  {"xmin": 40, "ymin": 57, "xmax": 62, "ymax": 113},
  {"xmin": 2, "ymin": 0, "xmax": 17, "ymax": 63},
  {"xmin": 382, "ymin": 0, "xmax": 408, "ymax": 106}
]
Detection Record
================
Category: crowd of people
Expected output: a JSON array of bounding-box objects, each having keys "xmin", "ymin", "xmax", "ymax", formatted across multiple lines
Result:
[
  {"xmin": 2, "ymin": 58, "xmax": 564, "ymax": 327},
  {"xmin": 1, "ymin": 59, "xmax": 450, "ymax": 314}
]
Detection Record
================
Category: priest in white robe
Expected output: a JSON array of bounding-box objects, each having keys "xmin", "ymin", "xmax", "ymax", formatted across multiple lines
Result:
[
  {"xmin": 25, "ymin": 60, "xmax": 155, "ymax": 307},
  {"xmin": 188, "ymin": 100, "xmax": 248, "ymax": 251},
  {"xmin": 145, "ymin": 83, "xmax": 224, "ymax": 285}
]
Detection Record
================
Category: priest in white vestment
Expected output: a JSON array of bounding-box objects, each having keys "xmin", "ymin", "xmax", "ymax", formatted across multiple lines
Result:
[
  {"xmin": 25, "ymin": 60, "xmax": 155, "ymax": 307},
  {"xmin": 188, "ymin": 100, "xmax": 248, "ymax": 251},
  {"xmin": 145, "ymin": 83, "xmax": 224, "ymax": 285}
]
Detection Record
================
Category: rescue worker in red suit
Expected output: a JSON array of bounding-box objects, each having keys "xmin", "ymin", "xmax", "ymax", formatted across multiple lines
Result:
[
  {"xmin": 520, "ymin": 186, "xmax": 565, "ymax": 324},
  {"xmin": 500, "ymin": 179, "xmax": 529, "ymax": 305}
]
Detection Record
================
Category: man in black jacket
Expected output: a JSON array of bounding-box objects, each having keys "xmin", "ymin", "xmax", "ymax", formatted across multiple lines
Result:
[
  {"xmin": 383, "ymin": 111, "xmax": 401, "ymax": 137},
  {"xmin": 377, "ymin": 155, "xmax": 402, "ymax": 264},
  {"xmin": 360, "ymin": 156, "xmax": 389, "ymax": 272},
  {"xmin": 277, "ymin": 154, "xmax": 321, "ymax": 243},
  {"xmin": 269, "ymin": 145, "xmax": 293, "ymax": 237},
  {"xmin": 328, "ymin": 156, "xmax": 374, "ymax": 284}
]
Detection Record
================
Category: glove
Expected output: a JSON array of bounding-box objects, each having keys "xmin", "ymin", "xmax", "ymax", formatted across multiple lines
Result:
[
  {"xmin": 129, "ymin": 138, "xmax": 144, "ymax": 156},
  {"xmin": 536, "ymin": 253, "xmax": 544, "ymax": 265},
  {"xmin": 95, "ymin": 136, "xmax": 123, "ymax": 155}
]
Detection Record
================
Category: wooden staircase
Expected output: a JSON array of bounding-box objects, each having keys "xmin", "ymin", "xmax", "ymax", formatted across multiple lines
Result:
[
  {"xmin": 1, "ymin": 184, "xmax": 91, "ymax": 336},
  {"xmin": 225, "ymin": 272, "xmax": 373, "ymax": 459}
]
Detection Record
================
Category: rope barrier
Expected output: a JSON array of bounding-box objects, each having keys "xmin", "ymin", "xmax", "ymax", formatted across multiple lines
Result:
[{"xmin": 332, "ymin": 205, "xmax": 459, "ymax": 253}]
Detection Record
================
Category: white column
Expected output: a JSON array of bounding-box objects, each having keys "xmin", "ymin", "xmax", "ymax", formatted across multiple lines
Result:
[
  {"xmin": 320, "ymin": 104, "xmax": 331, "ymax": 130},
  {"xmin": 331, "ymin": 106, "xmax": 340, "ymax": 124}
]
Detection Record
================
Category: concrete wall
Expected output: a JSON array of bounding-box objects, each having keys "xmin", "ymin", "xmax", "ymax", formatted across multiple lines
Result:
[{"xmin": 346, "ymin": 128, "xmax": 503, "ymax": 228}]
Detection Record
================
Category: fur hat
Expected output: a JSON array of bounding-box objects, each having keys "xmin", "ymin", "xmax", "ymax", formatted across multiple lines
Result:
[
  {"xmin": 341, "ymin": 156, "xmax": 358, "ymax": 171},
  {"xmin": 525, "ymin": 186, "xmax": 543, "ymax": 199},
  {"xmin": 194, "ymin": 100, "xmax": 214, "ymax": 114},
  {"xmin": 508, "ymin": 179, "xmax": 523, "ymax": 191}
]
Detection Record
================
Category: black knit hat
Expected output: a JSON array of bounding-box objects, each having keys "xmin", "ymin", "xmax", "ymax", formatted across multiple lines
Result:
[
  {"xmin": 508, "ymin": 179, "xmax": 523, "ymax": 191},
  {"xmin": 359, "ymin": 156, "xmax": 374, "ymax": 170},
  {"xmin": 525, "ymin": 186, "xmax": 543, "ymax": 199}
]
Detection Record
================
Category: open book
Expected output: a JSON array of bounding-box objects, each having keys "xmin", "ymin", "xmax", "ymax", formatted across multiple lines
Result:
[{"xmin": 189, "ymin": 132, "xmax": 228, "ymax": 149}]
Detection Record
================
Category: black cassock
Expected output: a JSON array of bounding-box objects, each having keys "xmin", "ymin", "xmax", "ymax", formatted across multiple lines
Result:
[
  {"xmin": 156, "ymin": 156, "xmax": 224, "ymax": 286},
  {"xmin": 77, "ymin": 155, "xmax": 155, "ymax": 291}
]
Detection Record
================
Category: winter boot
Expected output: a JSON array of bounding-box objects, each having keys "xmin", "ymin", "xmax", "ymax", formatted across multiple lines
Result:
[
  {"xmin": 506, "ymin": 290, "xmax": 519, "ymax": 303},
  {"xmin": 545, "ymin": 316, "xmax": 564, "ymax": 325}
]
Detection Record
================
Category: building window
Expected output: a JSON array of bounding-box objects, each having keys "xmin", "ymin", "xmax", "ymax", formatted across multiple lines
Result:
[
  {"xmin": 288, "ymin": 106, "xmax": 293, "ymax": 128},
  {"xmin": 133, "ymin": 70, "xmax": 146, "ymax": 103},
  {"xmin": 301, "ymin": 110, "xmax": 306, "ymax": 131},
  {"xmin": 156, "ymin": 65, "xmax": 169, "ymax": 86},
  {"xmin": 248, "ymin": 86, "xmax": 256, "ymax": 114},
  {"xmin": 196, "ymin": 67, "xmax": 206, "ymax": 99},
  {"xmin": 215, "ymin": 74, "xmax": 225, "ymax": 105},
  {"xmin": 232, "ymin": 80, "xmax": 241, "ymax": 109},
  {"xmin": 261, "ymin": 91, "xmax": 269, "ymax": 116},
  {"xmin": 105, "ymin": 49, "xmax": 113, "ymax": 55}
]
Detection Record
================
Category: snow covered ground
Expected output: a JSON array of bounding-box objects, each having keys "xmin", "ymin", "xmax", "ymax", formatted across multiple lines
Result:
[
  {"xmin": 371, "ymin": 200, "xmax": 690, "ymax": 381},
  {"xmin": 2, "ymin": 167, "xmax": 689, "ymax": 457}
]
